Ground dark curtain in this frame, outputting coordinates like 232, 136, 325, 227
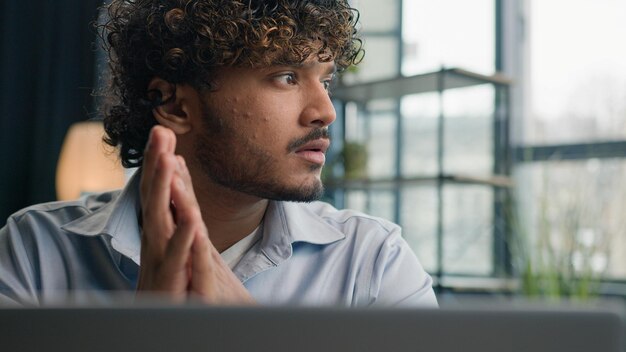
0, 1, 102, 223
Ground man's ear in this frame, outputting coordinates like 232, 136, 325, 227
147, 77, 192, 135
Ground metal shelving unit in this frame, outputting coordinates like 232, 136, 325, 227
328, 67, 513, 290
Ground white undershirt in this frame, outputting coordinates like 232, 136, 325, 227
219, 224, 263, 269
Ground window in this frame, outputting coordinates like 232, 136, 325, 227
329, 0, 503, 283
332, 0, 626, 292
514, 0, 626, 283
526, 0, 626, 144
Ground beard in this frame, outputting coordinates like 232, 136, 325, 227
193, 99, 327, 202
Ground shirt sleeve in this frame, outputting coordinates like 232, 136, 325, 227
368, 227, 438, 307
0, 215, 40, 306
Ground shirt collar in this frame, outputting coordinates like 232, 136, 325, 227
61, 170, 142, 264
60, 169, 345, 267
259, 200, 345, 265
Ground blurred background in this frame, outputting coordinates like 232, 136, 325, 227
1, 0, 624, 301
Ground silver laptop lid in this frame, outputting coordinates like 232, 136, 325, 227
0, 305, 622, 352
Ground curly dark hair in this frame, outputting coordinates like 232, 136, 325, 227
98, 0, 362, 168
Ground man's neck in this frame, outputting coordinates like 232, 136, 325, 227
192, 179, 269, 253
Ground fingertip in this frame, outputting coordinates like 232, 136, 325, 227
152, 124, 167, 134
146, 125, 166, 153
163, 127, 177, 152
149, 125, 176, 147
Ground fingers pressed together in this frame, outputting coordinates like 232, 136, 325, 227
137, 125, 255, 305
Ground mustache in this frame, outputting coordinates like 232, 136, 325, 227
287, 128, 330, 152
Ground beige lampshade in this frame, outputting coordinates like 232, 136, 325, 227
56, 121, 125, 200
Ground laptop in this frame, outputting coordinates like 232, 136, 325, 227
0, 304, 622, 352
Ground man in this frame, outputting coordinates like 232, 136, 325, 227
0, 0, 437, 307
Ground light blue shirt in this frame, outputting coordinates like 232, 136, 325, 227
0, 173, 437, 307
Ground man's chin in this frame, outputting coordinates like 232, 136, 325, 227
255, 181, 325, 203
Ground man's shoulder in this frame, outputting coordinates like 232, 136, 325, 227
5, 190, 120, 228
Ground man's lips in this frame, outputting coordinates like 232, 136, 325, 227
294, 138, 330, 165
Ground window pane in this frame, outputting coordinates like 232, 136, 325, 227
345, 189, 367, 212
513, 159, 626, 280
339, 103, 397, 180
356, 0, 400, 32
443, 85, 495, 175
401, 92, 439, 177
527, 0, 626, 143
343, 36, 399, 83
344, 189, 396, 222
401, 185, 438, 272
443, 185, 493, 275
363, 112, 398, 179
402, 0, 495, 75
368, 190, 396, 222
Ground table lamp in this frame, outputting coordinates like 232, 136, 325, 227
55, 120, 126, 200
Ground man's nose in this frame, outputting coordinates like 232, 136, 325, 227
299, 83, 337, 128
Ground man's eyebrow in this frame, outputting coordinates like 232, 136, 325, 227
322, 63, 337, 75
290, 62, 337, 75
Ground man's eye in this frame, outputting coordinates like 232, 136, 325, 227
322, 77, 335, 94
276, 73, 297, 85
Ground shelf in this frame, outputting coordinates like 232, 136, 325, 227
514, 140, 626, 162
433, 275, 520, 293
333, 67, 512, 103
329, 66, 514, 280
324, 173, 514, 190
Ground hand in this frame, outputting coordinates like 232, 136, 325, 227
136, 125, 255, 305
